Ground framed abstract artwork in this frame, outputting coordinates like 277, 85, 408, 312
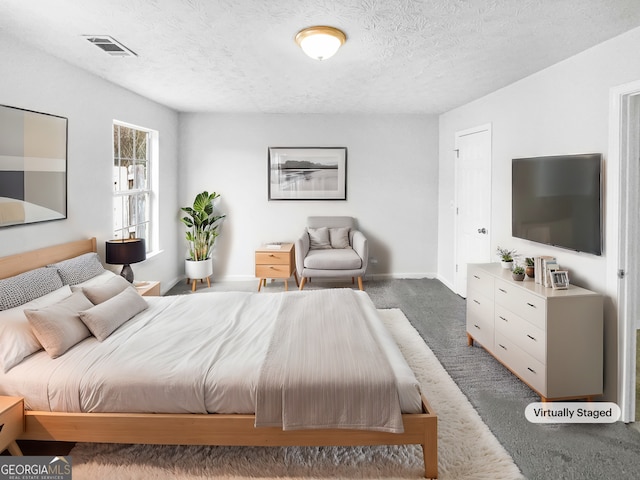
268, 147, 347, 200
0, 105, 67, 227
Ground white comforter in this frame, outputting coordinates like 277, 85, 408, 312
0, 290, 422, 416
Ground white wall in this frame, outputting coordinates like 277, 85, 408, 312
437, 26, 640, 402
0, 33, 181, 292
179, 113, 439, 281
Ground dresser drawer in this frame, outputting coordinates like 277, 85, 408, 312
495, 332, 546, 395
467, 265, 494, 299
0, 398, 24, 452
255, 264, 292, 279
467, 291, 494, 351
495, 304, 546, 364
256, 251, 290, 265
494, 279, 546, 330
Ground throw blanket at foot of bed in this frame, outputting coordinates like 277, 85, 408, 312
255, 289, 404, 433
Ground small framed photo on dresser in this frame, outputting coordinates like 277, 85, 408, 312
550, 271, 569, 290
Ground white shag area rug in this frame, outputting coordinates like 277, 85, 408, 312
69, 309, 523, 479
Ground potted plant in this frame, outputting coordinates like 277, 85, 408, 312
512, 265, 525, 281
181, 191, 225, 284
496, 246, 517, 270
525, 257, 535, 278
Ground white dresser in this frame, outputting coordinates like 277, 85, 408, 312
466, 263, 603, 401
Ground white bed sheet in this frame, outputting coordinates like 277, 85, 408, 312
0, 290, 422, 415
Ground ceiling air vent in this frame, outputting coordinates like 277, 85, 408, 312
83, 35, 137, 57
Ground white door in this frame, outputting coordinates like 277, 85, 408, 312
454, 124, 492, 297
612, 84, 640, 422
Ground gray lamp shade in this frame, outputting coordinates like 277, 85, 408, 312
105, 238, 146, 282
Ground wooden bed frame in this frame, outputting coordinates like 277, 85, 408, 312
1, 238, 438, 479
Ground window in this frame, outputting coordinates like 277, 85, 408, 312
112, 122, 156, 251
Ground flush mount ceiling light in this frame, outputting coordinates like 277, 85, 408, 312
295, 26, 346, 61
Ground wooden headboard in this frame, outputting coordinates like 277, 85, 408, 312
0, 237, 97, 280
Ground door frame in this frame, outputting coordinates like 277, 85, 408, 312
608, 80, 640, 423
453, 123, 492, 297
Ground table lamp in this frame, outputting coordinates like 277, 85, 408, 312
105, 238, 146, 283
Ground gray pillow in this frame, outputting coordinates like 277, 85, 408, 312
79, 287, 148, 341
329, 227, 351, 249
24, 290, 93, 358
307, 227, 331, 250
49, 252, 105, 286
83, 274, 132, 304
0, 267, 64, 311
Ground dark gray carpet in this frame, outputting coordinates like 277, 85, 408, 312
167, 278, 640, 480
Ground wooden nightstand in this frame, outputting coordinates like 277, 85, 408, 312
0, 396, 24, 455
255, 243, 299, 291
134, 281, 161, 296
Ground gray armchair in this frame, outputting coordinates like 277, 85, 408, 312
295, 216, 368, 290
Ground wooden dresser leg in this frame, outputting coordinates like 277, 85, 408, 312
466, 333, 473, 346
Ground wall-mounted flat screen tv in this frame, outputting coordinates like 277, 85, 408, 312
512, 153, 602, 256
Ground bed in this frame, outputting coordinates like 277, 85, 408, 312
0, 238, 438, 478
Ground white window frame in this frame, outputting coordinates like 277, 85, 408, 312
112, 120, 159, 254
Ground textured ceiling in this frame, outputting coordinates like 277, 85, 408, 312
2, 0, 640, 114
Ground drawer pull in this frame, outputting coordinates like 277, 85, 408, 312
499, 316, 507, 322
0, 423, 3, 432
527, 302, 536, 308
473, 324, 481, 330
498, 288, 507, 293
498, 344, 507, 350
527, 367, 537, 374
473, 299, 481, 305
473, 275, 480, 279
526, 334, 536, 341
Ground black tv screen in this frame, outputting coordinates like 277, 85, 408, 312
512, 153, 602, 256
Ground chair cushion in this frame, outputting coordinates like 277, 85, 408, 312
303, 248, 362, 270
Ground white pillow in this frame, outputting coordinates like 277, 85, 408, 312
82, 274, 132, 304
0, 285, 73, 372
25, 290, 93, 358
79, 287, 148, 341
329, 227, 351, 249
71, 270, 117, 290
307, 227, 331, 250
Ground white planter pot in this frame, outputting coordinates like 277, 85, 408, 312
501, 260, 513, 270
185, 258, 213, 280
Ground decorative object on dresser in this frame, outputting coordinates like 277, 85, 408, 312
496, 246, 516, 270
511, 265, 525, 281
295, 216, 368, 291
255, 243, 298, 291
466, 263, 603, 402
181, 191, 225, 291
105, 238, 146, 283
0, 105, 68, 228
524, 257, 535, 278
0, 396, 24, 455
268, 147, 347, 201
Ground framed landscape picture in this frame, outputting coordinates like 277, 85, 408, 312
268, 147, 347, 200
0, 104, 67, 227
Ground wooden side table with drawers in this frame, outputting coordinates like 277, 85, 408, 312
255, 243, 299, 291
0, 396, 24, 455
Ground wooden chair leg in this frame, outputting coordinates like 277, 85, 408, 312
352, 277, 355, 284
299, 277, 307, 290
357, 276, 364, 291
